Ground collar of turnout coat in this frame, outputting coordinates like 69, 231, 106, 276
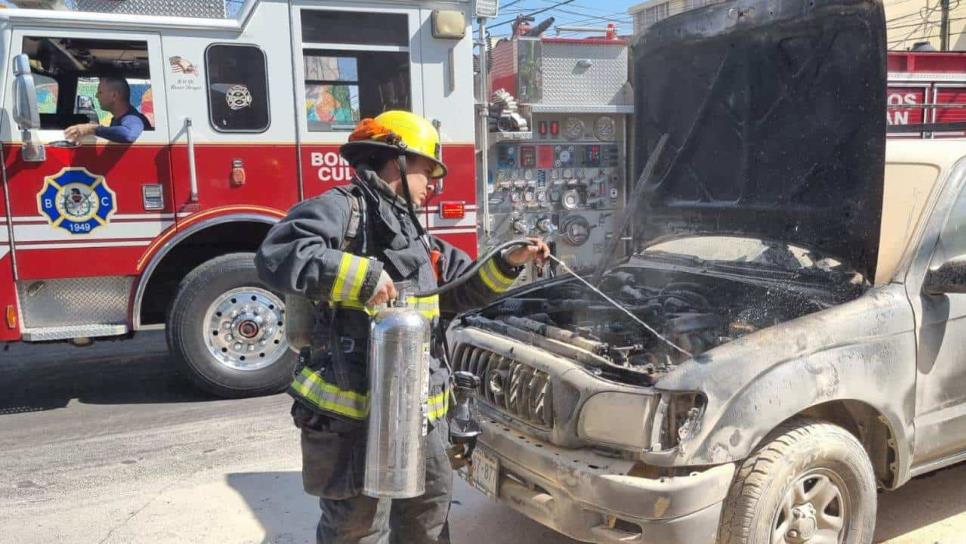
356, 164, 414, 213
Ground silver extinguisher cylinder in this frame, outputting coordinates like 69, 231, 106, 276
364, 303, 432, 498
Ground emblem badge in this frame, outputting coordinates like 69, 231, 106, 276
225, 84, 253, 110
37, 168, 116, 235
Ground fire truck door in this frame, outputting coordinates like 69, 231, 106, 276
290, 3, 424, 199
159, 32, 298, 216
3, 31, 173, 281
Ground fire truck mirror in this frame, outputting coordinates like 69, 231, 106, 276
12, 53, 45, 163
13, 54, 40, 130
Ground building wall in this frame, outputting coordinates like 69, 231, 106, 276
886, 0, 966, 51
629, 0, 719, 34
630, 0, 966, 51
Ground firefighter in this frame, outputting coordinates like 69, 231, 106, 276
255, 110, 549, 544
64, 77, 152, 144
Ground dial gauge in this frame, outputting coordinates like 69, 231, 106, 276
595, 116, 616, 141
563, 117, 584, 140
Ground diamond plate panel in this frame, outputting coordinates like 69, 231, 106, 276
536, 42, 629, 106
75, 0, 227, 18
21, 324, 128, 342
17, 276, 132, 328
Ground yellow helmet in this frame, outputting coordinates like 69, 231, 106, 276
340, 110, 447, 179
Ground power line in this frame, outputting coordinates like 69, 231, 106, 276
489, 0, 580, 29
889, 16, 966, 31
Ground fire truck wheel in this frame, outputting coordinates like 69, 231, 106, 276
167, 253, 296, 398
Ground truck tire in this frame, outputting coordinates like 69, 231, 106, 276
167, 252, 296, 398
718, 418, 877, 544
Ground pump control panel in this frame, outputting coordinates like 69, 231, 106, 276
484, 113, 628, 274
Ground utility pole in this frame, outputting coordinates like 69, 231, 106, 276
941, 0, 951, 51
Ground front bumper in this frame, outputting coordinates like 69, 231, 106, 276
464, 419, 735, 544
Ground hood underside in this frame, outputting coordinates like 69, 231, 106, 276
632, 0, 887, 281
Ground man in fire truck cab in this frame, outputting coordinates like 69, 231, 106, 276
63, 76, 152, 144
255, 110, 549, 543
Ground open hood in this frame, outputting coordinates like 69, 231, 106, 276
632, 0, 887, 281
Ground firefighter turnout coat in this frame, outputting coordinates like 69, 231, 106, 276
256, 168, 521, 429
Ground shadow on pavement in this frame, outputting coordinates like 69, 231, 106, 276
226, 470, 580, 544
874, 461, 966, 543
226, 471, 317, 544
224, 462, 966, 544
0, 331, 213, 414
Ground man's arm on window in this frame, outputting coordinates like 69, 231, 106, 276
94, 115, 145, 143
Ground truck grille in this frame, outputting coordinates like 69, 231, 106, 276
453, 343, 553, 429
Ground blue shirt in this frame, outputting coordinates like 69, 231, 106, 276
94, 107, 151, 143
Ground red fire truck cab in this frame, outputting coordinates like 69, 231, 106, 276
888, 50, 966, 137
0, 0, 479, 397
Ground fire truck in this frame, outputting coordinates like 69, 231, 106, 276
0, 0, 482, 397
887, 50, 966, 137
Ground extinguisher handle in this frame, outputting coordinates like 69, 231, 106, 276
390, 280, 416, 306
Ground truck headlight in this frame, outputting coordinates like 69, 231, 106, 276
577, 392, 659, 450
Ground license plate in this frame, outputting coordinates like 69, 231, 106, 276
471, 448, 500, 499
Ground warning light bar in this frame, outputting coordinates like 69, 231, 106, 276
439, 201, 466, 219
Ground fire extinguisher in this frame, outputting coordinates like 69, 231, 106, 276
362, 239, 536, 498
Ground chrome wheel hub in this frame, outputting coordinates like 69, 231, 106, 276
772, 471, 848, 544
204, 288, 287, 371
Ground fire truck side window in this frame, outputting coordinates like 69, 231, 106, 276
301, 10, 408, 47
21, 37, 153, 131
299, 10, 411, 132
303, 50, 410, 132
205, 44, 270, 133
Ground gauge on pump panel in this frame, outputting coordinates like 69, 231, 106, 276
563, 117, 585, 140
561, 189, 581, 210
524, 169, 534, 181
561, 215, 592, 246
558, 148, 573, 165
595, 116, 617, 141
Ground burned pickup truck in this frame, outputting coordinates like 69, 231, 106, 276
450, 0, 966, 543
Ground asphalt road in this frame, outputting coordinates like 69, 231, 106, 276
0, 334, 964, 544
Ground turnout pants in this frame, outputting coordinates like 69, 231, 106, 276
300, 416, 452, 544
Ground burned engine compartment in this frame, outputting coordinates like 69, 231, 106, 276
461, 264, 863, 385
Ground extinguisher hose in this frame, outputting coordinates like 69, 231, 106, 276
413, 239, 537, 298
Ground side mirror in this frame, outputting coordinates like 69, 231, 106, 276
924, 258, 966, 295
11, 54, 45, 162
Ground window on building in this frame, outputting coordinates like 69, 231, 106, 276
21, 37, 154, 130
300, 10, 412, 132
205, 44, 270, 133
644, 3, 670, 26
634, 11, 648, 33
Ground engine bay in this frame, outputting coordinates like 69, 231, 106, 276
463, 264, 863, 384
